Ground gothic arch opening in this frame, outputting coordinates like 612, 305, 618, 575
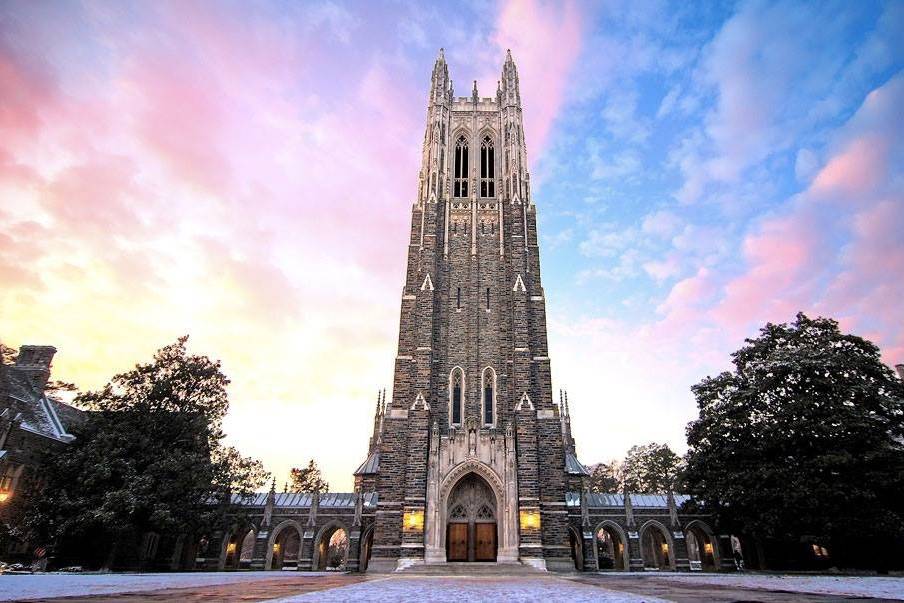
481, 367, 496, 427
686, 521, 719, 571
445, 472, 497, 562
640, 521, 675, 571
359, 525, 375, 572
480, 134, 495, 197
449, 367, 464, 426
454, 135, 469, 198
595, 522, 628, 571
568, 526, 584, 571
314, 522, 349, 571
222, 527, 255, 570
268, 522, 302, 570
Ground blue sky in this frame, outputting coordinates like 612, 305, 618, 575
1, 0, 902, 488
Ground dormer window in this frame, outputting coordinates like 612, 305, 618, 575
480, 135, 495, 198
454, 136, 469, 198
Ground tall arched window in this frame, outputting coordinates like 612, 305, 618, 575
482, 367, 496, 426
480, 135, 495, 197
454, 136, 469, 198
450, 368, 464, 425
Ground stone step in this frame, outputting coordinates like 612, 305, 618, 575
396, 561, 547, 576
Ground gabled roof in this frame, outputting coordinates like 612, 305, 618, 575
354, 451, 380, 475
231, 491, 378, 508
566, 492, 692, 508
1, 365, 81, 443
565, 452, 590, 476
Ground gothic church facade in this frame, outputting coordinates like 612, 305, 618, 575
355, 48, 580, 571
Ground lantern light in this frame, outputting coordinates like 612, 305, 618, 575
403, 510, 424, 532
519, 509, 540, 530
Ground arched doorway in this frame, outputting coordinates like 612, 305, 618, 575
640, 522, 675, 570
595, 522, 627, 571
314, 523, 349, 571
269, 523, 301, 570
445, 472, 497, 562
686, 521, 718, 571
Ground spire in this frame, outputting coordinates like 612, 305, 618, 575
500, 49, 521, 106
471, 79, 479, 102
429, 48, 450, 105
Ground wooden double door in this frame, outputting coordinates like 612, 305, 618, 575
447, 521, 497, 562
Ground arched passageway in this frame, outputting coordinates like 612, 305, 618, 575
686, 522, 718, 571
270, 523, 301, 570
640, 522, 674, 570
568, 526, 584, 571
445, 472, 497, 562
223, 528, 255, 570
596, 523, 627, 571
359, 526, 374, 572
315, 523, 349, 570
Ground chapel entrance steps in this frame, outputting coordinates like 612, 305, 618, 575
396, 561, 547, 576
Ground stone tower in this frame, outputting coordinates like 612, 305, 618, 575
361, 50, 585, 572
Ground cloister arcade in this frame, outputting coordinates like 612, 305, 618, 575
144, 489, 730, 574
568, 492, 735, 572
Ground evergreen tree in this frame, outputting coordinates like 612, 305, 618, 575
621, 442, 683, 493
289, 459, 329, 493
684, 313, 904, 568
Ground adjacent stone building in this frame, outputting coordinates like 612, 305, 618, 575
0, 345, 84, 559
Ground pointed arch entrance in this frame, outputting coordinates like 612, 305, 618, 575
445, 472, 497, 561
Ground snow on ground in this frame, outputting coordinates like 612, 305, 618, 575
274, 576, 668, 603
0, 571, 331, 601
654, 573, 904, 600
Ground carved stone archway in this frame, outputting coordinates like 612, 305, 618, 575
425, 456, 518, 563
594, 520, 629, 571
639, 520, 676, 571
445, 472, 497, 561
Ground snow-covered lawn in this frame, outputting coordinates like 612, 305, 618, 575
0, 571, 331, 601
653, 573, 904, 600
274, 576, 668, 602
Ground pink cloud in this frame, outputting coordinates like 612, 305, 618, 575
811, 135, 888, 198
493, 0, 583, 157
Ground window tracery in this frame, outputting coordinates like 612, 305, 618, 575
480, 135, 495, 197
482, 367, 496, 426
450, 368, 464, 425
454, 136, 469, 198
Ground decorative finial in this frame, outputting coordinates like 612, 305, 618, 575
472, 79, 478, 100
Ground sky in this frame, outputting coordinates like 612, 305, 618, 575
1, 0, 902, 491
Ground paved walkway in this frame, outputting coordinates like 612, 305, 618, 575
1, 571, 902, 602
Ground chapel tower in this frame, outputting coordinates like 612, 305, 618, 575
357, 50, 585, 572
